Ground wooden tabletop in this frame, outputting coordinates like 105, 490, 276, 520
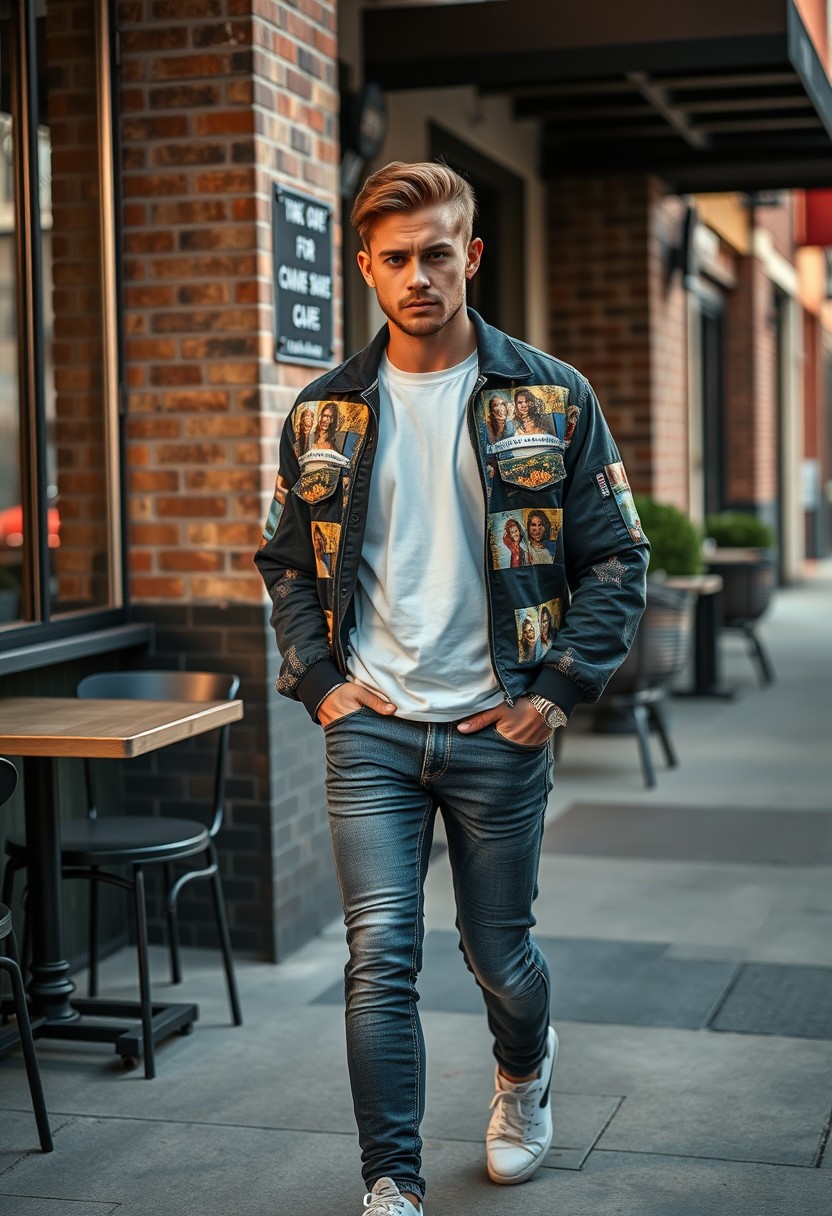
0, 696, 244, 759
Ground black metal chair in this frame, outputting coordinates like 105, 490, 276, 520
707, 553, 776, 686
0, 758, 53, 1151
3, 670, 243, 1079
556, 582, 695, 788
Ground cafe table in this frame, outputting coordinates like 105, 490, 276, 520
0, 694, 243, 1069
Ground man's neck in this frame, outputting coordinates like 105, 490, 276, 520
385, 309, 477, 374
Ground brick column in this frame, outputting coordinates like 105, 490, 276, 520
118, 0, 341, 959
547, 173, 689, 507
724, 255, 778, 511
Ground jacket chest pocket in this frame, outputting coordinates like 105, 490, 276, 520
291, 463, 341, 506
495, 448, 565, 492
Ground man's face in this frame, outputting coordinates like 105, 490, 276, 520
523, 619, 535, 644
357, 204, 482, 339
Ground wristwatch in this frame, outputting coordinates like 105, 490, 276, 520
526, 693, 568, 731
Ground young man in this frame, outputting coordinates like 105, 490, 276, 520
255, 162, 648, 1215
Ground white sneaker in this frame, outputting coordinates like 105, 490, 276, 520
486, 1026, 558, 1185
362, 1178, 423, 1216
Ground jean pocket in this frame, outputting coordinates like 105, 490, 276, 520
322, 706, 370, 732
487, 723, 550, 752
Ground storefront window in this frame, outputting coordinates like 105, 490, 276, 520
0, 18, 23, 625
0, 0, 120, 634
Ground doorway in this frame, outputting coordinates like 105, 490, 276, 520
429, 125, 526, 338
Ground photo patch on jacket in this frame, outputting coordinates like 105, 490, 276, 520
292, 399, 368, 466
602, 462, 644, 543
514, 598, 561, 664
488, 508, 562, 569
479, 385, 571, 455
259, 473, 285, 547
311, 520, 340, 579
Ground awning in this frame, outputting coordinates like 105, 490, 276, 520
363, 0, 832, 192
800, 189, 832, 244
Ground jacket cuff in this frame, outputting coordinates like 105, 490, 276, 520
296, 658, 346, 721
527, 667, 583, 718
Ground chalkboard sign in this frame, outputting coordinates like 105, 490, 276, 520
272, 185, 334, 367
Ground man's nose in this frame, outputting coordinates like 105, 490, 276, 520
406, 260, 430, 289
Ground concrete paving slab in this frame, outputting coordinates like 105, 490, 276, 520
555, 1022, 832, 1167
0, 1002, 358, 1134
316, 929, 739, 1030
543, 803, 832, 865
710, 964, 832, 1039
0, 1200, 117, 1216
0, 1116, 361, 1216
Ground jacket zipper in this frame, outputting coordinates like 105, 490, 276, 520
332, 381, 378, 673
466, 374, 514, 708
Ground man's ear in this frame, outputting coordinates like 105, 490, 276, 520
357, 249, 375, 288
465, 237, 484, 280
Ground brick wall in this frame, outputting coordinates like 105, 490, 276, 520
724, 255, 779, 509
548, 173, 689, 506
118, 0, 342, 959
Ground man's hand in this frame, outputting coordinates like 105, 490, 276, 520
317, 682, 397, 728
457, 697, 553, 746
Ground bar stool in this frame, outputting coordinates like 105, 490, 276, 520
0, 757, 53, 1152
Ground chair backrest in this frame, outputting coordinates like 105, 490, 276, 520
76, 670, 240, 834
607, 583, 695, 695
0, 757, 18, 809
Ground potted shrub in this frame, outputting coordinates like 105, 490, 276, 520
703, 512, 776, 685
634, 496, 703, 577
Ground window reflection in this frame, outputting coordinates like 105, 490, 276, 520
42, 0, 112, 615
0, 22, 22, 626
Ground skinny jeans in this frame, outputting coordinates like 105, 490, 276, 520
324, 708, 553, 1202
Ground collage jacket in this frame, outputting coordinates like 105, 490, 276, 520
254, 310, 649, 721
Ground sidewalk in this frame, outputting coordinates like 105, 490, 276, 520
1, 565, 831, 1216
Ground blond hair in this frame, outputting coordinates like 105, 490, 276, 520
350, 161, 477, 248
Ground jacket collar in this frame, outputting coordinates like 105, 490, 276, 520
312, 309, 532, 396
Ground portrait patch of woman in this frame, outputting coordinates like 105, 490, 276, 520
295, 406, 316, 456
538, 604, 555, 655
564, 403, 580, 445
526, 510, 557, 564
513, 388, 557, 438
518, 612, 541, 663
313, 401, 340, 451
502, 517, 530, 568
486, 394, 515, 447
313, 523, 333, 578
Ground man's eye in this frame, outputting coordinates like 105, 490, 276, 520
386, 256, 404, 265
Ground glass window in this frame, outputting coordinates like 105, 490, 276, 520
0, 18, 23, 626
0, 0, 120, 635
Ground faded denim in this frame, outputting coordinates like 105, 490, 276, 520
324, 707, 553, 1202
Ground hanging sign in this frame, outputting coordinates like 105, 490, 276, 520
273, 185, 334, 367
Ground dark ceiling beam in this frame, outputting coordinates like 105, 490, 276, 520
696, 115, 822, 133
513, 100, 656, 121
681, 95, 812, 113
650, 69, 796, 90
626, 71, 709, 149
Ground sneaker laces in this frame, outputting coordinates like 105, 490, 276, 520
363, 1192, 407, 1215
489, 1085, 539, 1140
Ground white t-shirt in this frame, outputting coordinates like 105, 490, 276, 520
346, 349, 504, 721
